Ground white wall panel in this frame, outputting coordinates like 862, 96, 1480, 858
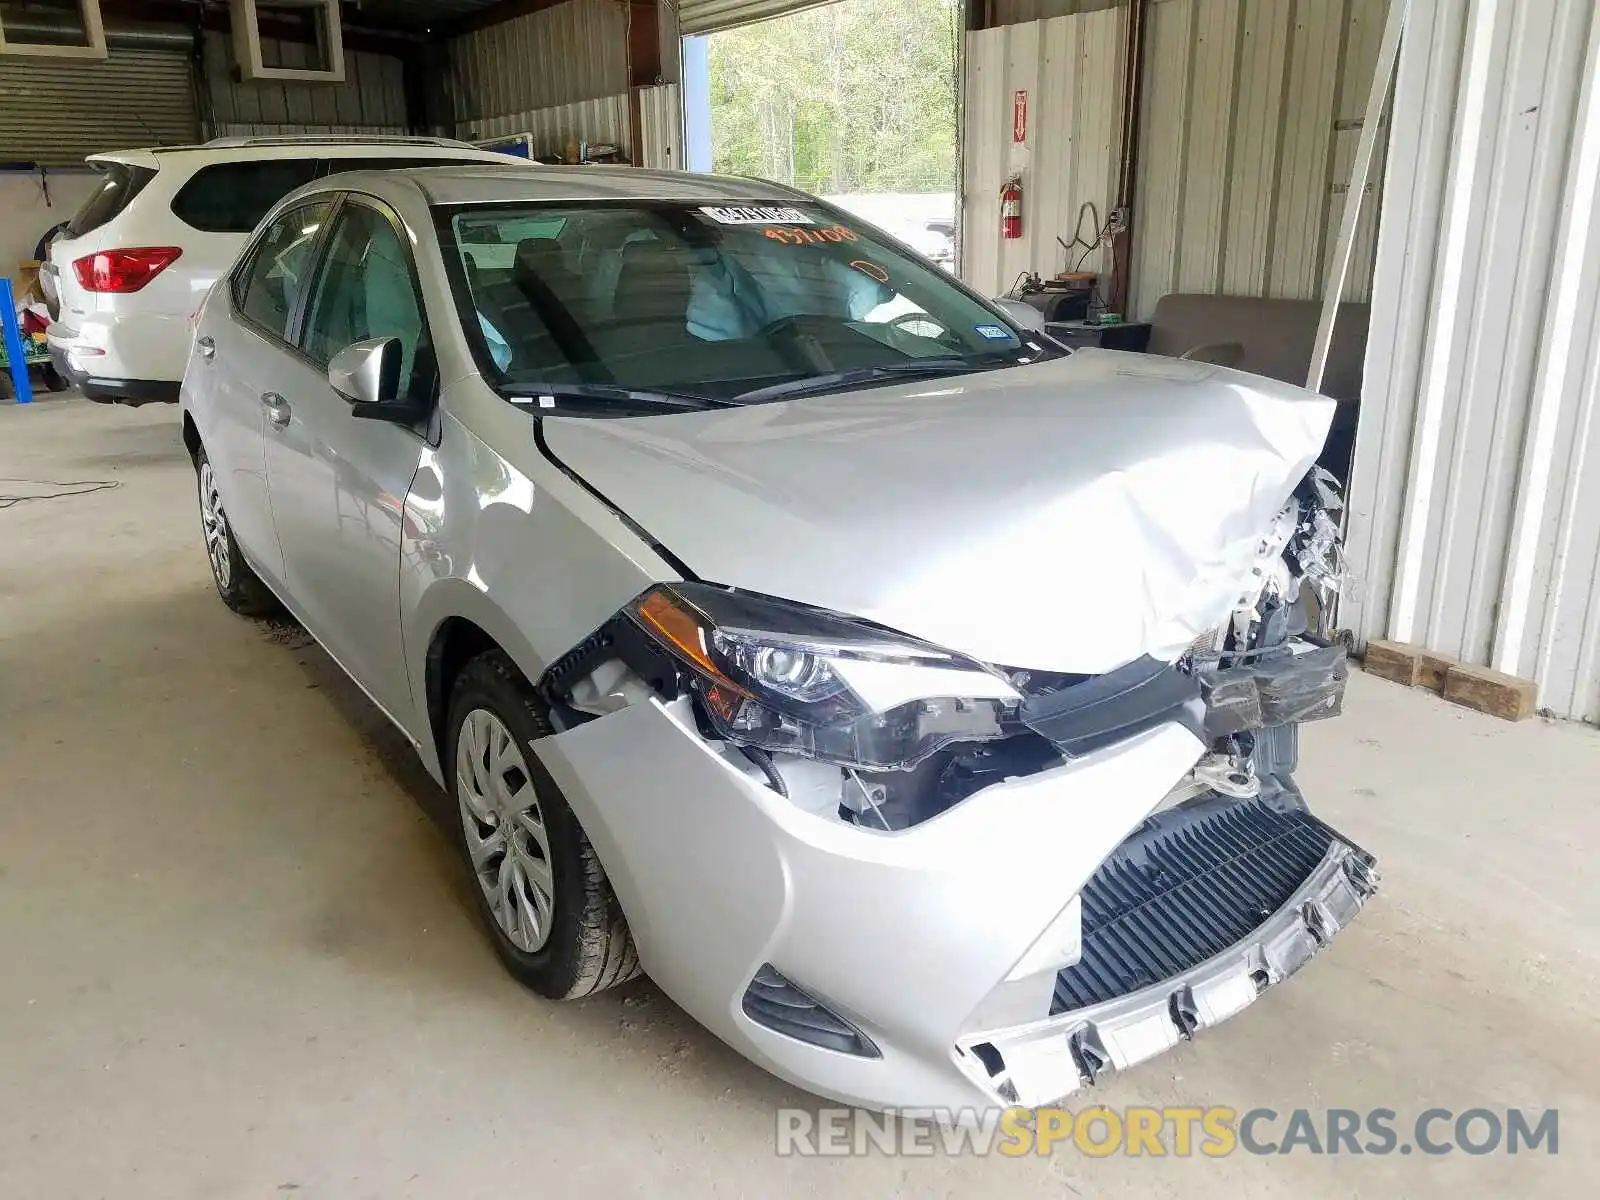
0, 169, 98, 281
960, 6, 1125, 299
1130, 0, 1390, 317
1345, 0, 1600, 722
637, 82, 683, 168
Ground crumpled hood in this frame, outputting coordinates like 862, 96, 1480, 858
543, 350, 1335, 674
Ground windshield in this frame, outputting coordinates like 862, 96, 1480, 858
438, 201, 1042, 405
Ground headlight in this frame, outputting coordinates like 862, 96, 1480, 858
624, 583, 1020, 770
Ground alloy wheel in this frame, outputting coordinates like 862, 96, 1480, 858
456, 708, 556, 953
198, 460, 231, 589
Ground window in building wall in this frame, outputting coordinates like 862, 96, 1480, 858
0, 0, 106, 57
230, 0, 343, 82
256, 0, 335, 73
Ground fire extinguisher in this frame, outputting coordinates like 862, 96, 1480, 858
1001, 175, 1023, 240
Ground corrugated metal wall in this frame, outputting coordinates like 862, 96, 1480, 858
637, 82, 684, 168
988, 0, 1122, 24
204, 30, 410, 135
961, 6, 1126, 298
678, 0, 835, 36
463, 94, 632, 153
1130, 0, 1390, 317
0, 48, 198, 165
1345, 0, 1600, 722
961, 0, 1389, 309
660, 0, 683, 80
447, 0, 628, 135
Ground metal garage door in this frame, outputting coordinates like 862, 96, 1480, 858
678, 0, 840, 36
0, 49, 199, 167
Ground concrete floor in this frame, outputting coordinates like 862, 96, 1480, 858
2, 393, 1597, 1199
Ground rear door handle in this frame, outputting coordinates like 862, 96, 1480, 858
196, 335, 215, 360
262, 391, 291, 430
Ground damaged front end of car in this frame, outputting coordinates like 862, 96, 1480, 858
531, 466, 1376, 1110
955, 472, 1378, 1105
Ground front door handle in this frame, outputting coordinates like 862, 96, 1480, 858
262, 391, 291, 430
196, 335, 215, 360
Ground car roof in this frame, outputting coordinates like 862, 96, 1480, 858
85, 139, 509, 171
346, 164, 805, 207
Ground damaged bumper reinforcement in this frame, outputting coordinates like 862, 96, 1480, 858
956, 799, 1378, 1108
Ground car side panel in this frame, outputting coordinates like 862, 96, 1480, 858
185, 287, 285, 586
261, 349, 425, 733
397, 385, 686, 783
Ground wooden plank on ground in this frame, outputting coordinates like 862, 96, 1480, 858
1417, 651, 1453, 694
1442, 663, 1538, 722
1362, 639, 1420, 685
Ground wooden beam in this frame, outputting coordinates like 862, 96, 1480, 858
97, 0, 423, 53
1417, 650, 1453, 694
1361, 639, 1420, 686
626, 0, 661, 88
1360, 638, 1539, 721
1442, 663, 1538, 722
624, 0, 662, 163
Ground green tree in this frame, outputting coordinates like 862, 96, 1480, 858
708, 0, 959, 194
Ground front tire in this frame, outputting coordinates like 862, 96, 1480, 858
195, 448, 277, 616
446, 650, 639, 999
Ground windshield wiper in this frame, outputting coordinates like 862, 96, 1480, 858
502, 382, 730, 411
732, 357, 1014, 403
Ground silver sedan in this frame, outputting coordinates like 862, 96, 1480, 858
180, 165, 1373, 1110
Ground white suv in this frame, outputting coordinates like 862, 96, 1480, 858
45, 136, 518, 405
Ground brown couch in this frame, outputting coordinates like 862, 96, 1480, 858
1144, 293, 1369, 477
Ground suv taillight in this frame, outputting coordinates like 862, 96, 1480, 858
72, 247, 182, 293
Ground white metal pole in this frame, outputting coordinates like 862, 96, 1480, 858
1307, 0, 1410, 394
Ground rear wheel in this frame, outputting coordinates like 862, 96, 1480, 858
446, 650, 639, 998
196, 449, 277, 616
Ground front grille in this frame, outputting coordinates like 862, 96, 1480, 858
742, 965, 880, 1058
1052, 799, 1336, 1013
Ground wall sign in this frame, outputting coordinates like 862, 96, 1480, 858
1013, 89, 1028, 144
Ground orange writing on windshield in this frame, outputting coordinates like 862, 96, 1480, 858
849, 260, 890, 284
763, 224, 859, 246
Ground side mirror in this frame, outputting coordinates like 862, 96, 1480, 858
990, 297, 1046, 334
328, 336, 402, 406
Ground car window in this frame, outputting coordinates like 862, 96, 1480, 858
171, 160, 321, 233
440, 201, 1032, 403
300, 201, 430, 400
457, 214, 567, 270
67, 162, 156, 237
234, 200, 333, 341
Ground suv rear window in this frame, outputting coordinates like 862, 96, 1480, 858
67, 163, 156, 237
170, 160, 322, 234
171, 155, 483, 234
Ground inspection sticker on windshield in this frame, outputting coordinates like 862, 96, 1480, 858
701, 204, 814, 225
975, 324, 1014, 340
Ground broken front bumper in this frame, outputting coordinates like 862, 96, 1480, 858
532, 689, 1376, 1111
956, 796, 1377, 1107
